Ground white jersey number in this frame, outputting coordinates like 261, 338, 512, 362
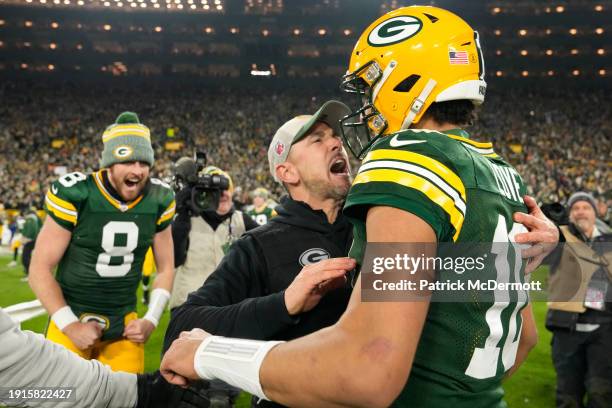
465, 214, 528, 379
58, 172, 87, 188
96, 221, 139, 277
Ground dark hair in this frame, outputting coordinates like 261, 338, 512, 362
422, 100, 477, 127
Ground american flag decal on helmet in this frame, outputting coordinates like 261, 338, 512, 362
449, 50, 469, 65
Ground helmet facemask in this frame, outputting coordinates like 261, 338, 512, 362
340, 60, 388, 160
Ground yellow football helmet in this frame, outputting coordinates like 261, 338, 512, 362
340, 5, 486, 159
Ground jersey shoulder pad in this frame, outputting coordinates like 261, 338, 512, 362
347, 130, 468, 242
149, 178, 175, 231
45, 172, 90, 229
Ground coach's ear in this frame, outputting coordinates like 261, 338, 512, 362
275, 162, 299, 186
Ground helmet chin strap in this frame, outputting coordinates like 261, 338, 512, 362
400, 78, 437, 130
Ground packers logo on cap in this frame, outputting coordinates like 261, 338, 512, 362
113, 145, 133, 159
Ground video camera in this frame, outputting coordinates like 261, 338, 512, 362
172, 151, 230, 214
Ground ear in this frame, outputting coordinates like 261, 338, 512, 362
275, 162, 299, 185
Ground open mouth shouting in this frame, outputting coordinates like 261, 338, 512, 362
329, 156, 350, 178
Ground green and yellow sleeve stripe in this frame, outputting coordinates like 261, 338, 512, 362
45, 190, 78, 225
157, 200, 176, 226
353, 149, 466, 241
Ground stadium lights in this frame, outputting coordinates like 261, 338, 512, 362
103, 24, 112, 31
230, 27, 238, 34
571, 49, 578, 55
293, 28, 301, 35
491, 7, 501, 14
572, 69, 580, 76
204, 26, 213, 34
595, 5, 603, 12
597, 49, 605, 55
48, 64, 55, 70
494, 29, 501, 36
599, 69, 606, 76
154, 26, 162, 32
40, 0, 47, 4
556, 6, 564, 13
495, 70, 503, 77
495, 50, 502, 56
251, 70, 271, 77
595, 28, 604, 35
0, 20, 5, 26
76, 44, 83, 50
318, 28, 327, 36
545, 49, 553, 56
520, 50, 528, 56
21, 63, 28, 69
25, 21, 33, 27
569, 28, 577, 35
51, 22, 59, 28
519, 29, 527, 36
49, 43, 57, 50
545, 29, 552, 35
547, 70, 555, 76
262, 29, 270, 36
343, 29, 352, 36
521, 70, 529, 77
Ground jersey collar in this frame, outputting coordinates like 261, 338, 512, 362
442, 128, 498, 158
93, 169, 144, 212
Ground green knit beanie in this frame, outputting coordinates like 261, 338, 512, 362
100, 112, 155, 168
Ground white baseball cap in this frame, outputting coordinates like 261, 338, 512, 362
268, 100, 350, 182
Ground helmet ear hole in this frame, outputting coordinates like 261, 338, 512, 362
393, 74, 421, 93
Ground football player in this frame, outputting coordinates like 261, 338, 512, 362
29, 112, 175, 374
246, 187, 277, 225
161, 6, 560, 407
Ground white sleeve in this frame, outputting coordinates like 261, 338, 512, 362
0, 309, 137, 408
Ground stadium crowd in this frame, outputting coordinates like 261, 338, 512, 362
0, 80, 609, 215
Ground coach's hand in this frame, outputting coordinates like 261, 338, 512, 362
124, 318, 156, 343
514, 195, 560, 274
161, 329, 210, 387
63, 321, 102, 350
284, 257, 355, 315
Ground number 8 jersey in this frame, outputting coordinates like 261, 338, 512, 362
44, 169, 175, 340
344, 128, 529, 408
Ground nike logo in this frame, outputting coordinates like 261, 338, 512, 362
389, 135, 427, 148
51, 185, 58, 195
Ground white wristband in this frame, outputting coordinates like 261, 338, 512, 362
194, 336, 284, 401
143, 288, 170, 327
52, 306, 79, 332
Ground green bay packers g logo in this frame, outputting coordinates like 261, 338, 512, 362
113, 145, 133, 159
367, 16, 423, 47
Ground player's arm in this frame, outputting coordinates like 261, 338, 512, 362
28, 216, 102, 349
162, 206, 435, 408
124, 226, 174, 343
28, 216, 72, 316
504, 303, 538, 379
0, 309, 137, 408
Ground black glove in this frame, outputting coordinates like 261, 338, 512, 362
137, 370, 211, 408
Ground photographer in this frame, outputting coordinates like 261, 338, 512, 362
170, 163, 258, 311
544, 192, 612, 408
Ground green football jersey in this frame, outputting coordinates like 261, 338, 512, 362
247, 206, 277, 226
344, 129, 529, 408
44, 169, 175, 340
